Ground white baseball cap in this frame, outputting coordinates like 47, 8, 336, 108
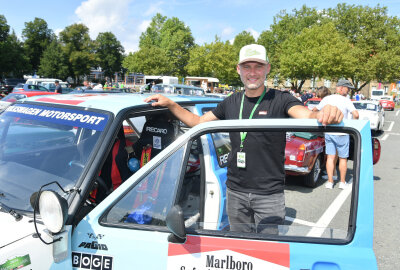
238, 44, 269, 65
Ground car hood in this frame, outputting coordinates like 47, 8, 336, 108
0, 211, 37, 248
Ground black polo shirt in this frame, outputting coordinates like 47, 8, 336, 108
212, 89, 302, 195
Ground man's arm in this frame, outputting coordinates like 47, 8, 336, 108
352, 110, 359, 119
144, 94, 218, 127
288, 104, 344, 125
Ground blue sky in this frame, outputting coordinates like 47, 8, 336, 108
2, 0, 400, 53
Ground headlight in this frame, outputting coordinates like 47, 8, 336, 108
39, 191, 68, 233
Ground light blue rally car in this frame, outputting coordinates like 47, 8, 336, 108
0, 93, 378, 269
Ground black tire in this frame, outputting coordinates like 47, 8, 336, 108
303, 155, 322, 188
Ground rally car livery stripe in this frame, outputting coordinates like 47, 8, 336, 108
168, 235, 290, 268
35, 97, 86, 105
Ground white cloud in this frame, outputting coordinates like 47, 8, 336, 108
138, 20, 151, 33
75, 0, 153, 53
221, 26, 234, 37
144, 1, 164, 16
246, 28, 260, 40
75, 0, 131, 38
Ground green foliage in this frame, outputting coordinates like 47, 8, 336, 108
95, 32, 125, 79
123, 46, 170, 75
186, 38, 238, 85
327, 3, 400, 91
0, 15, 10, 42
278, 23, 356, 91
38, 40, 69, 80
22, 17, 54, 73
0, 30, 30, 78
59, 24, 96, 83
233, 31, 256, 50
127, 13, 194, 77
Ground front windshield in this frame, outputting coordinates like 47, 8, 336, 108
353, 102, 377, 111
0, 103, 109, 212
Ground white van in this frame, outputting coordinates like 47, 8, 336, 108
370, 89, 384, 100
25, 78, 67, 91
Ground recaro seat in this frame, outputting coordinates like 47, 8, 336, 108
133, 114, 176, 167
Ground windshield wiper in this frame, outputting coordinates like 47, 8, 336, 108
0, 200, 22, 221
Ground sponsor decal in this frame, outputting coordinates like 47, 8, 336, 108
0, 254, 31, 270
168, 235, 290, 270
87, 233, 105, 240
4, 104, 108, 131
146, 126, 168, 134
153, 136, 162, 149
72, 252, 113, 270
79, 241, 108, 251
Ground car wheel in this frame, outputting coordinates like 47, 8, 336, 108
303, 155, 322, 188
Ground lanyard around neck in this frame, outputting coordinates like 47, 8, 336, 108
239, 88, 267, 150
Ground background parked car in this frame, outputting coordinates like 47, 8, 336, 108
304, 97, 321, 110
379, 96, 395, 110
0, 78, 26, 94
12, 84, 49, 92
0, 91, 59, 111
353, 101, 385, 132
285, 132, 325, 187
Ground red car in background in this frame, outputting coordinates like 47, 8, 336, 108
304, 97, 321, 110
379, 96, 395, 110
285, 131, 381, 188
285, 132, 325, 187
0, 91, 59, 111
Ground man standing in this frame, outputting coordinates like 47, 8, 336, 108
144, 44, 343, 233
316, 79, 359, 189
54, 80, 62, 94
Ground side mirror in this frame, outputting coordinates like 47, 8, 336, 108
166, 205, 186, 243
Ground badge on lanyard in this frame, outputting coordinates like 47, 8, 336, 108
237, 151, 246, 168
237, 88, 267, 169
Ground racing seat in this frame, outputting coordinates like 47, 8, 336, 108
133, 114, 176, 167
94, 127, 133, 203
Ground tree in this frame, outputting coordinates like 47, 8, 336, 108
328, 4, 400, 93
22, 18, 54, 73
258, 5, 323, 74
130, 13, 194, 77
0, 15, 10, 42
233, 31, 256, 49
38, 39, 69, 80
95, 32, 125, 80
0, 15, 30, 78
278, 23, 356, 92
186, 38, 238, 85
59, 24, 96, 83
123, 46, 170, 75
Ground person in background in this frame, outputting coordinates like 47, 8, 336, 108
54, 80, 62, 94
315, 80, 359, 189
144, 44, 343, 233
83, 80, 92, 90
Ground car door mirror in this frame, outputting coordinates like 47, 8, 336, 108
166, 205, 186, 243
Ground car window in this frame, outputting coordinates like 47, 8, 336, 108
101, 126, 357, 243
102, 146, 185, 226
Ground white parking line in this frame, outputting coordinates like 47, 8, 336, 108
385, 121, 394, 132
285, 216, 317, 227
307, 186, 353, 237
381, 134, 389, 141
396, 110, 399, 116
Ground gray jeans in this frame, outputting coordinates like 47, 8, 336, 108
226, 188, 285, 234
